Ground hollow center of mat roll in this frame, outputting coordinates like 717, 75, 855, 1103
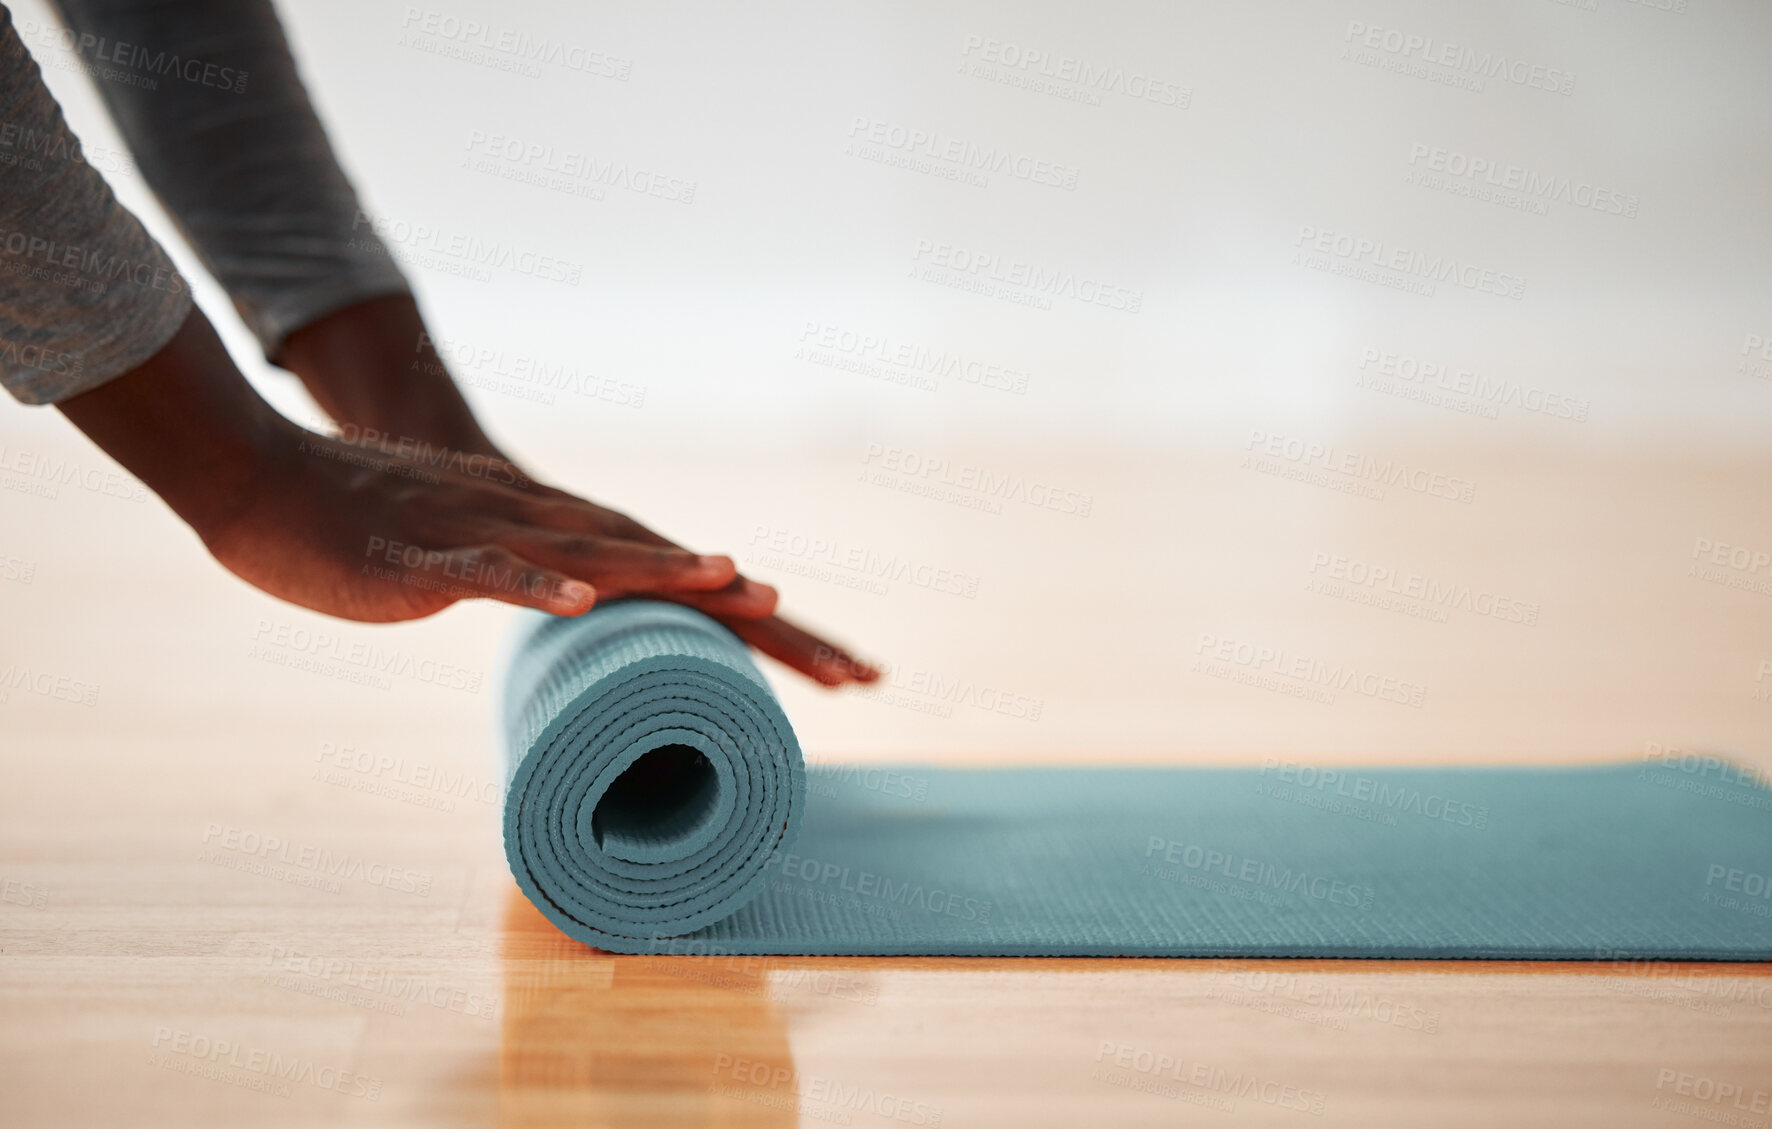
591, 744, 722, 860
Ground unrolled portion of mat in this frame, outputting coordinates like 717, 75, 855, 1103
502, 602, 1772, 959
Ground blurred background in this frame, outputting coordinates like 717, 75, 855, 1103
3, 0, 1769, 769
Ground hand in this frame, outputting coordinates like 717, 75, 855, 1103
60, 305, 881, 688
279, 295, 881, 688
311, 425, 882, 686
196, 421, 775, 623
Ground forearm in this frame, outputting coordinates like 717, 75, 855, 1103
42, 0, 410, 359
56, 305, 284, 538
33, 3, 499, 456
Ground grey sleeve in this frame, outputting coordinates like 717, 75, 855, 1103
42, 0, 410, 358
0, 4, 192, 405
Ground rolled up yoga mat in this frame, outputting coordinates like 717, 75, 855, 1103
502, 601, 1772, 959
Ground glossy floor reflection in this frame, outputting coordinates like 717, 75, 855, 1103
501, 894, 798, 1128
497, 893, 1772, 1129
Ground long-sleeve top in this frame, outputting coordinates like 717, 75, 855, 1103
0, 0, 409, 404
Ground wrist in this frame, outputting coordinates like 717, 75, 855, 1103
58, 307, 292, 540
277, 293, 500, 458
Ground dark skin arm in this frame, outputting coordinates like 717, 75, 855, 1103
277, 293, 498, 459
59, 303, 880, 687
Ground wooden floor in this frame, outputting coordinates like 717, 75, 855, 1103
4, 428, 1771, 1127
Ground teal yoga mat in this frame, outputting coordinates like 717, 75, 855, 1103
501, 600, 1772, 959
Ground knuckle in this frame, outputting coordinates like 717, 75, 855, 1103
474, 545, 519, 570
556, 535, 601, 559
601, 512, 648, 540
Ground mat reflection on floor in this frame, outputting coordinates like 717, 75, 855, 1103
500, 891, 798, 1128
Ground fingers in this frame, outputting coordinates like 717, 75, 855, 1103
429, 545, 598, 615
495, 530, 770, 606
460, 481, 864, 684
487, 493, 785, 619
666, 575, 782, 618
714, 614, 881, 688
495, 492, 676, 545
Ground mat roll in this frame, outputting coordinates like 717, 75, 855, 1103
501, 600, 804, 952
503, 601, 1772, 959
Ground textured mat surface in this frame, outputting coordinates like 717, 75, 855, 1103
502, 602, 1772, 959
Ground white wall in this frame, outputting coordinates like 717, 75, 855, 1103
17, 0, 1772, 454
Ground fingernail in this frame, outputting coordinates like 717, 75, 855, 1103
818, 652, 874, 681
556, 580, 595, 605
695, 554, 735, 571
